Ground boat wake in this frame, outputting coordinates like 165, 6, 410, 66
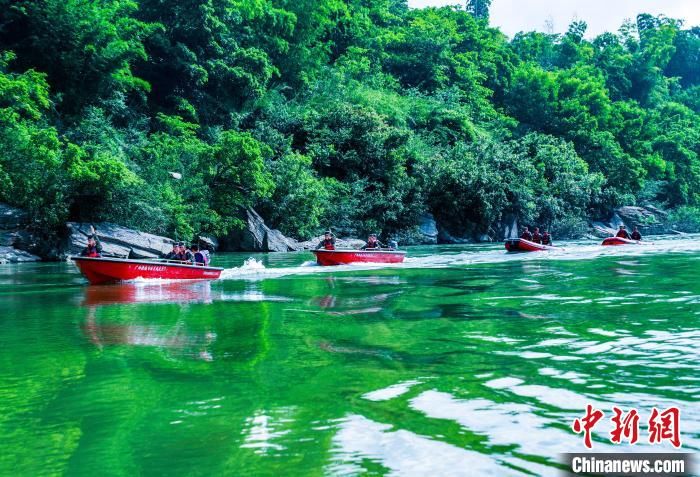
217, 235, 700, 281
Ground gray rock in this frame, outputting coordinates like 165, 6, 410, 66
0, 246, 40, 263
0, 203, 28, 229
196, 235, 219, 251
221, 208, 300, 252
67, 223, 174, 259
264, 228, 292, 252
418, 213, 438, 244
477, 234, 492, 243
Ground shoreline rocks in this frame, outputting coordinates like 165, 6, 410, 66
66, 223, 175, 259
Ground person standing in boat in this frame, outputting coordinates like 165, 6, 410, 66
80, 226, 103, 257
631, 227, 642, 241
317, 231, 336, 250
541, 230, 552, 246
521, 227, 533, 241
361, 233, 386, 250
532, 227, 542, 244
616, 225, 631, 239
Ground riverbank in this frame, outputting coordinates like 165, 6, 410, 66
0, 202, 694, 263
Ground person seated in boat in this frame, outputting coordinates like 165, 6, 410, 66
164, 242, 179, 260
520, 227, 533, 241
532, 227, 542, 244
541, 230, 552, 246
316, 231, 336, 250
80, 226, 103, 257
631, 226, 642, 241
615, 225, 631, 239
361, 234, 385, 250
191, 244, 210, 266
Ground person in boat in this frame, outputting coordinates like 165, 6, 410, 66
181, 243, 195, 262
316, 231, 336, 250
532, 227, 542, 244
80, 226, 103, 257
361, 233, 386, 250
164, 242, 179, 260
631, 226, 642, 241
615, 225, 631, 239
521, 227, 533, 241
541, 230, 552, 246
191, 244, 210, 266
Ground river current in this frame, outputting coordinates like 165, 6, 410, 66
1, 236, 699, 475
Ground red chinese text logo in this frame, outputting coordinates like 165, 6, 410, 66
572, 405, 681, 449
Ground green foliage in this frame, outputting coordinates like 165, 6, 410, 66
668, 206, 700, 232
0, 2, 697, 242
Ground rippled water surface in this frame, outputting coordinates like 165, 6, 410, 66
1, 237, 699, 476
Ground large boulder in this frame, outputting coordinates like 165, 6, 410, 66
67, 223, 174, 259
220, 208, 300, 252
590, 206, 672, 237
0, 246, 40, 263
418, 213, 438, 244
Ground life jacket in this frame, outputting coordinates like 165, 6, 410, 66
542, 234, 551, 245
616, 230, 630, 239
323, 239, 335, 250
631, 232, 642, 240
532, 232, 542, 244
521, 231, 532, 241
87, 246, 100, 258
365, 240, 380, 249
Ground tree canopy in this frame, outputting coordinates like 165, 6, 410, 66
0, 1, 698, 240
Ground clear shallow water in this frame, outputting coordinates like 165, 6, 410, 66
1, 236, 699, 476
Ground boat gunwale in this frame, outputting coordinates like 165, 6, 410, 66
311, 249, 407, 255
70, 256, 224, 271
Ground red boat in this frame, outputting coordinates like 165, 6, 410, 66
601, 237, 641, 246
505, 238, 556, 252
312, 249, 406, 266
72, 256, 223, 285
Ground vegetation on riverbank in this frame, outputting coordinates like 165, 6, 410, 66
0, 1, 698, 241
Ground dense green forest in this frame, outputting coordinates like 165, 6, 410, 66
0, 0, 698, 241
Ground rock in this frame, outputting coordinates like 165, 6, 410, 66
616, 206, 657, 227
418, 213, 438, 244
196, 235, 219, 252
590, 206, 673, 238
220, 208, 300, 252
264, 228, 293, 252
0, 246, 40, 263
501, 215, 519, 240
298, 235, 366, 250
477, 234, 492, 243
437, 228, 472, 244
0, 203, 28, 229
67, 223, 174, 259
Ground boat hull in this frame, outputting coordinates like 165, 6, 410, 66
312, 249, 406, 266
72, 257, 223, 285
505, 238, 555, 252
602, 237, 640, 246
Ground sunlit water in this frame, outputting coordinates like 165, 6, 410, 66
1, 236, 699, 476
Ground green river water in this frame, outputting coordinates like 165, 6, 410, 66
1, 238, 699, 476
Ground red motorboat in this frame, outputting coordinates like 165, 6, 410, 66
505, 238, 556, 252
601, 237, 641, 246
72, 256, 223, 285
312, 249, 406, 266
